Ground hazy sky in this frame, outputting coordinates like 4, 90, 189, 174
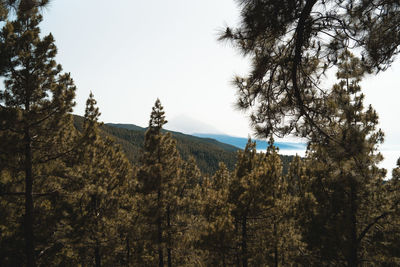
40, 0, 251, 135
39, 1, 400, 170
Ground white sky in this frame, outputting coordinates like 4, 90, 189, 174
39, 0, 400, 171
40, 0, 251, 136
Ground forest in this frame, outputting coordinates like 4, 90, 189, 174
0, 0, 400, 266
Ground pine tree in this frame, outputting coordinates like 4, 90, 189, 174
370, 159, 400, 265
137, 99, 181, 267
0, 0, 50, 24
0, 0, 51, 75
228, 138, 258, 267
252, 139, 304, 266
286, 155, 308, 197
221, 0, 400, 138
0, 8, 76, 266
65, 93, 132, 266
284, 155, 313, 265
172, 156, 205, 265
199, 163, 234, 266
302, 51, 391, 266
228, 138, 299, 266
220, 138, 305, 266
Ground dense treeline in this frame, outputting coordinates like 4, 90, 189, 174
0, 2, 400, 267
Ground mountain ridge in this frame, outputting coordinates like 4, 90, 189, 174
73, 117, 295, 174
74, 117, 238, 174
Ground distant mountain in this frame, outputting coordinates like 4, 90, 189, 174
74, 116, 238, 174
73, 116, 295, 175
166, 114, 224, 134
193, 133, 306, 151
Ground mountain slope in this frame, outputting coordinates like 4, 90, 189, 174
107, 123, 145, 132
74, 116, 295, 175
74, 116, 238, 174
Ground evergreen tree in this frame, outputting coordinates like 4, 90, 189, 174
228, 138, 260, 267
251, 140, 304, 266
227, 138, 300, 266
137, 99, 181, 267
285, 155, 314, 265
65, 93, 132, 266
0, 8, 76, 266
199, 163, 235, 266
0, 0, 50, 25
286, 155, 308, 197
173, 156, 205, 265
369, 159, 400, 266
221, 0, 400, 138
0, 0, 51, 77
302, 51, 391, 266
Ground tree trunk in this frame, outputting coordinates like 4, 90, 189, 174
24, 127, 35, 267
235, 220, 240, 267
157, 190, 164, 267
167, 205, 172, 267
348, 182, 358, 267
126, 235, 130, 266
274, 222, 278, 267
95, 243, 101, 267
242, 216, 248, 267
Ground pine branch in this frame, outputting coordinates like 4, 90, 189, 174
357, 211, 391, 244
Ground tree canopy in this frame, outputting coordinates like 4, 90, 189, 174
221, 0, 400, 138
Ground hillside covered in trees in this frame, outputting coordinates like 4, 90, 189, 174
73, 115, 295, 175
0, 1, 400, 267
74, 115, 238, 174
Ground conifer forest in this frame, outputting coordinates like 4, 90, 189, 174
1, 1, 400, 266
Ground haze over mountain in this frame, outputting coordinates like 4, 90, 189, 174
166, 114, 225, 135
162, 114, 305, 152
194, 133, 306, 151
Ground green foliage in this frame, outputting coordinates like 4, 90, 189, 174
300, 52, 392, 266
137, 99, 182, 266
0, 1, 50, 28
172, 156, 205, 265
223, 1, 400, 264
62, 94, 133, 266
227, 138, 303, 266
221, 0, 400, 138
0, 8, 76, 266
199, 163, 235, 266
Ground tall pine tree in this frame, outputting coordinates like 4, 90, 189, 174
65, 93, 132, 266
199, 162, 234, 266
302, 51, 391, 266
0, 8, 76, 266
137, 99, 181, 267
172, 156, 205, 265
